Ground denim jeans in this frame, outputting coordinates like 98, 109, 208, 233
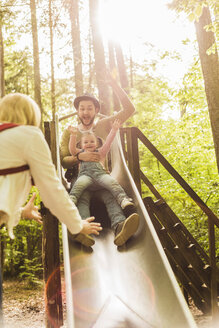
76, 188, 126, 230
69, 162, 127, 230
70, 162, 130, 206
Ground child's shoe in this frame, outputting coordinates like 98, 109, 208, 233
114, 213, 139, 246
120, 198, 134, 209
69, 232, 95, 247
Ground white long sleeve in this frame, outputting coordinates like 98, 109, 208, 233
0, 125, 83, 237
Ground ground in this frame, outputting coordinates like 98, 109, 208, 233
2, 279, 214, 328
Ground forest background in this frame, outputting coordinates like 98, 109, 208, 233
0, 0, 218, 290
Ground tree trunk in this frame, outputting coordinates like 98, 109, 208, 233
30, 0, 43, 125
88, 27, 94, 90
195, 7, 219, 172
89, 0, 110, 115
0, 19, 5, 98
49, 0, 56, 121
115, 42, 129, 94
108, 40, 120, 111
68, 0, 83, 96
129, 49, 133, 89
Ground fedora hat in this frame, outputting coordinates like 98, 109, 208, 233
74, 93, 100, 110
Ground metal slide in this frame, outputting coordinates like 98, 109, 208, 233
56, 119, 197, 328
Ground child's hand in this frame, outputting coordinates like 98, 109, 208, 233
68, 126, 78, 135
112, 119, 122, 131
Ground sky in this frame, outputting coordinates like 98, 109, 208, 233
98, 0, 197, 86
14, 0, 197, 89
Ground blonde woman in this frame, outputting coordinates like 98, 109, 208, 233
0, 93, 102, 241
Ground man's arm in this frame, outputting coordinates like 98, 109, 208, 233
107, 72, 136, 124
98, 119, 121, 159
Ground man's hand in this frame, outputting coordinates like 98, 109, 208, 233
80, 217, 102, 235
21, 193, 42, 224
78, 151, 100, 162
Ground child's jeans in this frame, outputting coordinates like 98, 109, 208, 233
70, 162, 130, 206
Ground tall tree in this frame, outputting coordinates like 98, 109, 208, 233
108, 40, 120, 110
114, 42, 129, 94
30, 0, 43, 123
0, 15, 5, 98
194, 6, 219, 172
49, 0, 56, 120
129, 47, 134, 89
168, 1, 219, 172
68, 0, 83, 96
88, 27, 94, 90
89, 0, 110, 115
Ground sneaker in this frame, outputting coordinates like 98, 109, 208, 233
69, 232, 95, 247
114, 213, 140, 246
120, 198, 134, 209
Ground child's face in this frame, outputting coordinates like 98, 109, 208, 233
81, 134, 97, 152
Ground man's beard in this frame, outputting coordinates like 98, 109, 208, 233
79, 116, 95, 127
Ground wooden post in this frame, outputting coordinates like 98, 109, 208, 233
0, 234, 3, 324
42, 121, 63, 327
208, 219, 219, 321
123, 127, 141, 195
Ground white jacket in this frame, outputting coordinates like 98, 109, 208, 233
0, 125, 83, 238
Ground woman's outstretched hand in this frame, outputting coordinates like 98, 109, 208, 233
21, 193, 42, 224
80, 217, 102, 235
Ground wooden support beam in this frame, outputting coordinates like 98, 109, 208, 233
42, 207, 63, 327
122, 127, 141, 194
143, 197, 212, 313
42, 121, 63, 327
208, 220, 219, 320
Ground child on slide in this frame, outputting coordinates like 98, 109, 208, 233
68, 119, 139, 246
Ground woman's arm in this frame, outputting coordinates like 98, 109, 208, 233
25, 129, 101, 235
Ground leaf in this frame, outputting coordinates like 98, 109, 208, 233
188, 13, 196, 22
194, 5, 203, 19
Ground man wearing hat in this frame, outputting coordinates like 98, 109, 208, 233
60, 73, 138, 247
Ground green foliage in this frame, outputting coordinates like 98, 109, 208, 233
130, 56, 219, 259
4, 45, 34, 94
168, 0, 219, 49
19, 258, 43, 288
2, 189, 43, 280
1, 0, 218, 279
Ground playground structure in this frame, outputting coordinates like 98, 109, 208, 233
41, 116, 219, 328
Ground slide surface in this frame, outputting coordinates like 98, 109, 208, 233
62, 133, 197, 328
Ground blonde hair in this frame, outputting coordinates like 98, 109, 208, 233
0, 93, 41, 126
80, 132, 103, 148
81, 131, 96, 140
